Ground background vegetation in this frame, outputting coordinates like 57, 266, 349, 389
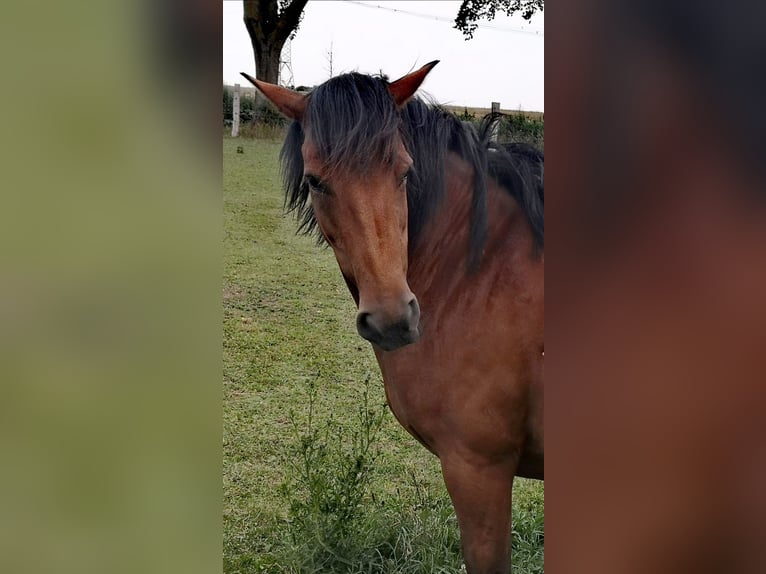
222, 133, 543, 572
223, 86, 544, 149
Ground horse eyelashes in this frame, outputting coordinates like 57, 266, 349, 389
304, 174, 328, 195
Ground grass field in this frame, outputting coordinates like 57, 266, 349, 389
223, 136, 544, 573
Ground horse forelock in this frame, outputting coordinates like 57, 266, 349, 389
305, 73, 401, 178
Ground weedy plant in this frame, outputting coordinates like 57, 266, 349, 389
276, 373, 387, 570
264, 373, 465, 574
280, 373, 386, 548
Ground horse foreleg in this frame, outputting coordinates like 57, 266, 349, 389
441, 455, 515, 574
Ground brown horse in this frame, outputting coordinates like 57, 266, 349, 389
242, 61, 544, 573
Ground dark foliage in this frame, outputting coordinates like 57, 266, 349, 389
455, 0, 544, 39
223, 85, 288, 128
223, 86, 232, 121
453, 109, 544, 149
498, 113, 545, 149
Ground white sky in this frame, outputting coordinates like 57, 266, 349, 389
222, 0, 544, 111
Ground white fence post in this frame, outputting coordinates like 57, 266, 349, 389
232, 84, 240, 137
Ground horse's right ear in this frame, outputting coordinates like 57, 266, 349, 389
240, 73, 306, 121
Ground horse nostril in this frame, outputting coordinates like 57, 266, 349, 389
356, 311, 376, 339
407, 297, 420, 325
357, 299, 420, 348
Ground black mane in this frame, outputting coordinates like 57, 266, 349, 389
280, 72, 544, 268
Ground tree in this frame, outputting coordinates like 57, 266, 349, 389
454, 0, 543, 39
243, 0, 309, 84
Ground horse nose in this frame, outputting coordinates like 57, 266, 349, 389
356, 296, 421, 351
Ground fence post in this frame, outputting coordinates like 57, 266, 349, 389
232, 83, 240, 137
490, 101, 500, 141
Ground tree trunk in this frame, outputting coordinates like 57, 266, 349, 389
243, 0, 308, 85
252, 39, 284, 85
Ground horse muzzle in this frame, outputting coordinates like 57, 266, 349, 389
356, 296, 421, 351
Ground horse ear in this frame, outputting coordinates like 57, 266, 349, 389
240, 72, 306, 121
388, 60, 440, 108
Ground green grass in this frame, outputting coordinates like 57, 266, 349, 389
223, 136, 544, 573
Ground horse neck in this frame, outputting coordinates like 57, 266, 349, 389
407, 152, 477, 300
406, 151, 537, 307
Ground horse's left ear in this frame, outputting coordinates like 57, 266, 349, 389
240, 72, 306, 121
388, 60, 439, 108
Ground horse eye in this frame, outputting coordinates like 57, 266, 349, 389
398, 174, 408, 188
304, 175, 326, 194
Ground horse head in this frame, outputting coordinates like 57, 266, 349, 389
242, 62, 439, 351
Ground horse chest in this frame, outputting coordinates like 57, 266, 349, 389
374, 350, 447, 453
